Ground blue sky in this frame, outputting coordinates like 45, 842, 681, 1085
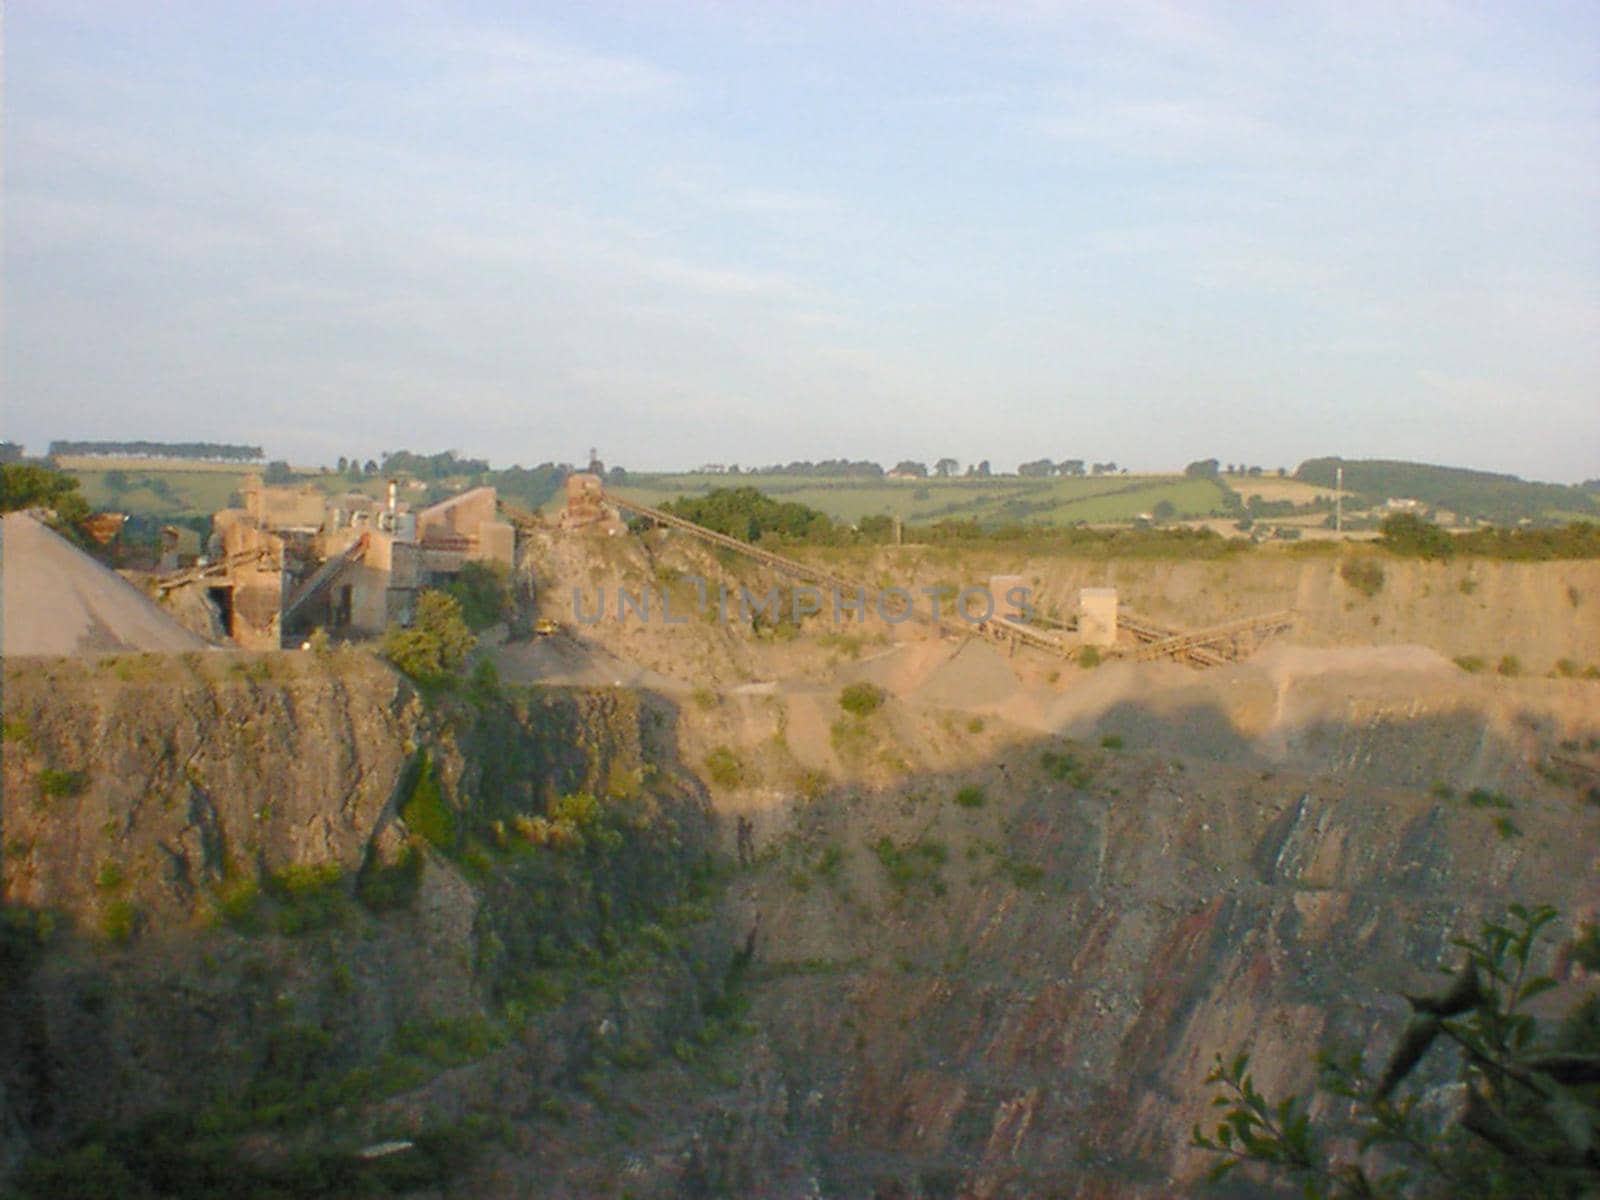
5, 1, 1598, 480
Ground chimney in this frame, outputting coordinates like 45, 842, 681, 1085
388, 479, 398, 515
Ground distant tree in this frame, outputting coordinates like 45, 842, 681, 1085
103, 469, 131, 492
263, 461, 294, 484
0, 442, 23, 464
727, 464, 741, 475
336, 456, 349, 474
1058, 459, 1085, 476
1152, 499, 1177, 522
346, 456, 363, 480
363, 459, 379, 476
46, 440, 262, 462
1186, 458, 1221, 479
893, 460, 928, 477
1248, 465, 1263, 476
968, 460, 992, 478
1017, 458, 1056, 478
1278, 467, 1288, 477
0, 463, 92, 541
934, 457, 960, 478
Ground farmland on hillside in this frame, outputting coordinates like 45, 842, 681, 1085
607, 472, 1233, 528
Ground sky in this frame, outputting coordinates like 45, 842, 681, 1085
4, 1, 1598, 481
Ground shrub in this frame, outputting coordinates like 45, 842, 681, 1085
871, 836, 948, 896
1100, 734, 1124, 750
357, 843, 422, 912
95, 860, 125, 891
966, 716, 985, 734
1041, 748, 1094, 787
1193, 905, 1595, 1195
1496, 654, 1521, 677
1339, 557, 1385, 597
1078, 645, 1101, 669
1554, 657, 1580, 678
838, 682, 886, 717
266, 863, 349, 936
953, 784, 986, 809
443, 561, 512, 631
100, 900, 137, 944
704, 746, 745, 788
691, 685, 718, 709
39, 769, 86, 798
1454, 655, 1486, 673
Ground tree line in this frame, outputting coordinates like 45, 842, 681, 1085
47, 441, 264, 462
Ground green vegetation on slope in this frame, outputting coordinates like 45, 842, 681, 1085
1297, 457, 1600, 525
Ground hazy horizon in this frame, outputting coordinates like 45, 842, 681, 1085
5, 3, 1598, 483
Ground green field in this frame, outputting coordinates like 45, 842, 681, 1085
607, 472, 1232, 528
61, 461, 1233, 530
67, 466, 390, 520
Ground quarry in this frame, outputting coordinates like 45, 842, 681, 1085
2, 478, 1597, 1198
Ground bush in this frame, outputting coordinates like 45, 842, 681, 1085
1496, 654, 1521, 677
1339, 557, 1385, 597
838, 682, 887, 717
1454, 655, 1486, 673
953, 784, 986, 809
38, 768, 87, 798
443, 562, 512, 631
704, 746, 745, 788
99, 900, 137, 945
1041, 748, 1094, 788
1078, 645, 1102, 669
1193, 905, 1597, 1196
871, 836, 948, 896
1100, 734, 1124, 750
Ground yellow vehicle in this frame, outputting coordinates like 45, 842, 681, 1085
534, 617, 560, 637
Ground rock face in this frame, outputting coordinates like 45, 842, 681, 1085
2, 651, 422, 925
1, 641, 1596, 1198
732, 745, 1600, 1196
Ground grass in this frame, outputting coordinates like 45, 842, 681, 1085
1100, 733, 1124, 750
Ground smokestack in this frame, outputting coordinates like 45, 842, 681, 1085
388, 479, 398, 515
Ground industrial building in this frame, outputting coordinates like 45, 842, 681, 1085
170, 474, 516, 649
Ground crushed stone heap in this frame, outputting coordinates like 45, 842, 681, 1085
0, 511, 212, 655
